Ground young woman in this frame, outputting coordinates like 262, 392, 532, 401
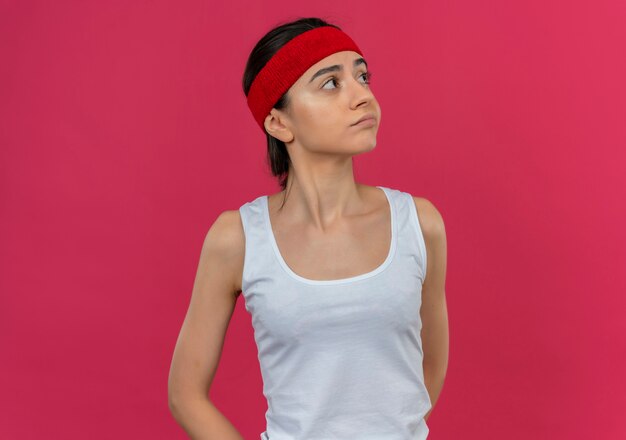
168, 17, 449, 440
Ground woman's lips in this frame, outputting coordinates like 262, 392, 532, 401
351, 117, 376, 127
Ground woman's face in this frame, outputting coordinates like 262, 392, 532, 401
267, 50, 381, 155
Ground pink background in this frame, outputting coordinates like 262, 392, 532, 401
1, 1, 625, 439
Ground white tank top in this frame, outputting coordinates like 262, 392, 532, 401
238, 186, 432, 440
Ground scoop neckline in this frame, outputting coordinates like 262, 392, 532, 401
263, 186, 397, 285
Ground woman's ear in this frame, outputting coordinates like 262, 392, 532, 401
264, 110, 294, 143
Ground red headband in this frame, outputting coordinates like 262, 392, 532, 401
246, 26, 364, 132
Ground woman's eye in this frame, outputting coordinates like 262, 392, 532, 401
321, 77, 340, 90
321, 71, 372, 90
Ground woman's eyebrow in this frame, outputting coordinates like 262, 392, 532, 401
308, 57, 368, 83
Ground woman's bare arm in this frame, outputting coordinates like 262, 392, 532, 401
168, 210, 246, 440
414, 196, 449, 423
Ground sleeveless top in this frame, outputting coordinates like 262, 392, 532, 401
238, 186, 432, 440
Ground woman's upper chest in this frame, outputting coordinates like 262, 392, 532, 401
266, 188, 393, 283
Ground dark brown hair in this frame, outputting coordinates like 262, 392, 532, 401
242, 17, 342, 192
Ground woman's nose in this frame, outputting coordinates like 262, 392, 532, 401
349, 76, 373, 106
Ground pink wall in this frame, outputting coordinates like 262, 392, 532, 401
1, 1, 624, 438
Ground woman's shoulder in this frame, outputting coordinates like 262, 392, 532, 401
201, 209, 246, 295
404, 191, 446, 241
208, 210, 246, 254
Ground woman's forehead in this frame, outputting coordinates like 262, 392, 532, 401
307, 51, 365, 73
